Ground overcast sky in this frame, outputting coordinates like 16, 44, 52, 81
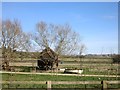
2, 2, 118, 54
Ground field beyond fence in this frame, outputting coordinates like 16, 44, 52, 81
8, 57, 120, 75
1, 73, 120, 89
1, 80, 120, 89
1, 56, 120, 89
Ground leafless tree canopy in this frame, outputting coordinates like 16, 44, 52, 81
1, 20, 85, 56
1, 19, 31, 70
33, 21, 82, 55
1, 19, 31, 52
2, 19, 21, 50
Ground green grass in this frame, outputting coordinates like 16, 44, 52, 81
2, 73, 120, 89
12, 62, 119, 75
52, 84, 103, 88
59, 66, 119, 75
2, 84, 46, 88
13, 66, 33, 72
60, 57, 112, 62
2, 84, 120, 89
82, 68, 119, 75
2, 73, 119, 81
10, 57, 119, 76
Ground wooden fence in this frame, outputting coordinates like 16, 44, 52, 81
1, 80, 120, 89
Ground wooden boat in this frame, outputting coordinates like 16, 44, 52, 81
64, 69, 83, 74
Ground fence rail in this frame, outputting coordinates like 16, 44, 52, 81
1, 80, 120, 89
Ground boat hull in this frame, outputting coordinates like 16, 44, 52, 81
64, 69, 83, 74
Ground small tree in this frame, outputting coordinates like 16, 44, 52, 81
79, 44, 86, 69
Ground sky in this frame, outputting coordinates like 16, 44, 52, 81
2, 2, 118, 54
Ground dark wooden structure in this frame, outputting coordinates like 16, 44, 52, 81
37, 47, 58, 70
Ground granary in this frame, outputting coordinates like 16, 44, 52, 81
37, 47, 58, 70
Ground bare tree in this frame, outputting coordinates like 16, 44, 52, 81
17, 32, 31, 52
17, 32, 32, 60
32, 21, 82, 55
79, 44, 86, 56
1, 19, 22, 70
1, 19, 31, 70
2, 19, 21, 50
79, 44, 86, 69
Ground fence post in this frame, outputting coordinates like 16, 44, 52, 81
102, 80, 107, 89
47, 81, 51, 90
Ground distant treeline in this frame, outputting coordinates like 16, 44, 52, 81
18, 51, 120, 63
1, 48, 120, 63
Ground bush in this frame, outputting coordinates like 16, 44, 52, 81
112, 55, 120, 63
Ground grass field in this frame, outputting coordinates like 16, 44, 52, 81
2, 57, 120, 88
3, 73, 119, 81
8, 56, 120, 76
9, 59, 119, 75
2, 73, 120, 89
9, 65, 119, 75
